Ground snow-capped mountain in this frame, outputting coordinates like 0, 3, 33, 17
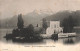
25, 9, 53, 18
32, 9, 53, 15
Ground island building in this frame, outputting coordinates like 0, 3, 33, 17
36, 21, 76, 38
46, 21, 63, 36
41, 21, 63, 38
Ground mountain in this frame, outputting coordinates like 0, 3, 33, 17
1, 10, 80, 28
45, 10, 80, 26
23, 9, 53, 26
0, 9, 53, 28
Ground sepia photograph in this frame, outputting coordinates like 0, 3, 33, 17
0, 0, 80, 51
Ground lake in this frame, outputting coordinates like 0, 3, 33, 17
0, 29, 80, 45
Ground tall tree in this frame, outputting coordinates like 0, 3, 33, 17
62, 15, 75, 33
17, 14, 24, 29
42, 18, 48, 30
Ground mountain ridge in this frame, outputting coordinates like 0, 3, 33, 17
0, 10, 80, 28
0, 10, 53, 28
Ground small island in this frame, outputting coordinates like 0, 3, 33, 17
4, 14, 43, 43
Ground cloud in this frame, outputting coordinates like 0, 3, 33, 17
0, 0, 80, 19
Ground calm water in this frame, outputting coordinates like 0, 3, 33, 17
0, 29, 80, 45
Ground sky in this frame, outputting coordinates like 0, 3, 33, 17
0, 0, 80, 19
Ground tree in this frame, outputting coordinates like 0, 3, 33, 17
36, 24, 38, 27
62, 15, 75, 33
27, 24, 34, 36
42, 18, 48, 30
17, 14, 24, 29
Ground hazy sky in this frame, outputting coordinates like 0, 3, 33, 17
0, 0, 80, 19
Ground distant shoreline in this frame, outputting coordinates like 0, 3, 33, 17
0, 28, 14, 29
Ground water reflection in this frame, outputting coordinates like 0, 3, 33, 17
3, 35, 80, 44
63, 37, 80, 44
63, 37, 75, 44
5, 37, 79, 45
0, 29, 80, 45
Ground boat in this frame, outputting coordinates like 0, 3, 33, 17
58, 33, 68, 38
58, 33, 76, 38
